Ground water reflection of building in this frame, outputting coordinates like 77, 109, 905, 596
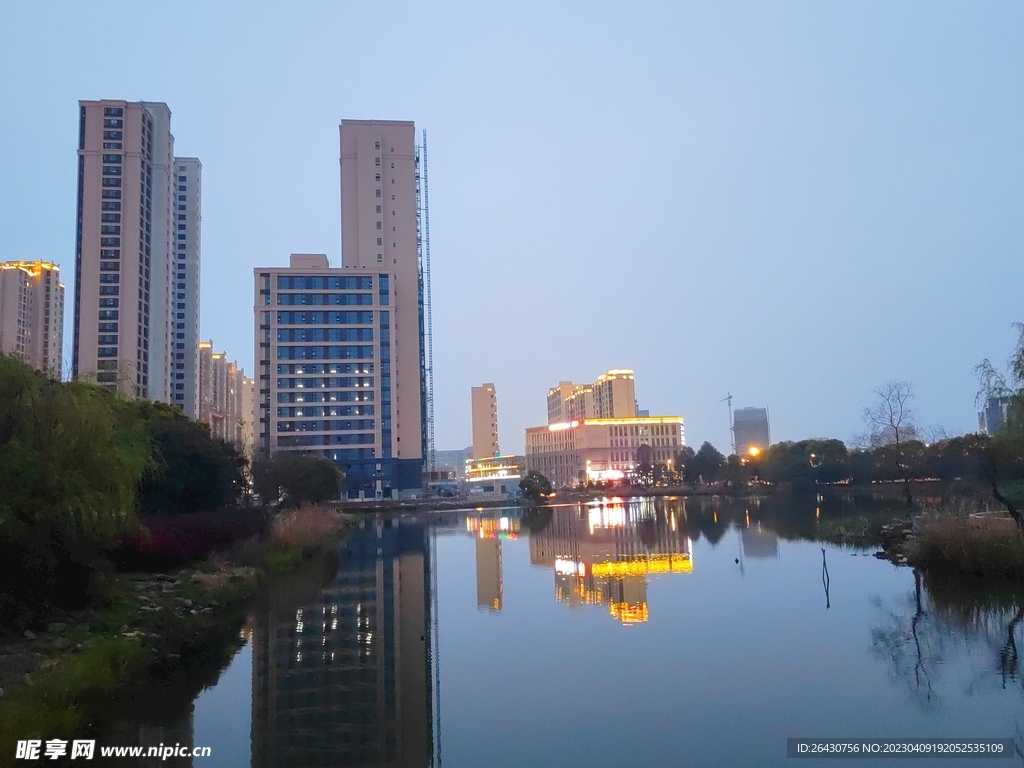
251, 520, 434, 767
529, 500, 692, 624
740, 524, 779, 559
475, 538, 502, 611
137, 709, 194, 768
465, 515, 519, 613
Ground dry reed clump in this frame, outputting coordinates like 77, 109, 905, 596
912, 509, 1024, 578
270, 505, 344, 552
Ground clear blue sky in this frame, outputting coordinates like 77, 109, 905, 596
2, 1, 1022, 453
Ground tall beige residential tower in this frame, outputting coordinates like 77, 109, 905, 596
471, 383, 499, 459
0, 260, 64, 378
73, 100, 201, 413
254, 120, 428, 498
73, 100, 175, 400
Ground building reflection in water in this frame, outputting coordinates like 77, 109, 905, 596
529, 498, 693, 624
251, 519, 435, 767
740, 522, 779, 560
465, 515, 520, 612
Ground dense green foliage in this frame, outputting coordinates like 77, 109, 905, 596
136, 403, 246, 515
0, 356, 249, 630
0, 357, 152, 625
252, 452, 344, 507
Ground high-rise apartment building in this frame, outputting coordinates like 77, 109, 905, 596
471, 383, 499, 459
979, 395, 1014, 436
74, 100, 200, 416
733, 406, 770, 456
339, 120, 425, 489
0, 261, 64, 378
255, 120, 426, 498
170, 158, 202, 418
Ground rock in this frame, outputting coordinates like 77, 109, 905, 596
47, 622, 67, 633
51, 638, 71, 651
166, 653, 180, 660
0, 687, 5, 698
23, 630, 36, 641
119, 625, 129, 633
183, 599, 193, 607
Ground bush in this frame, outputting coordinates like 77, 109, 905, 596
115, 509, 268, 569
270, 505, 344, 554
136, 405, 247, 515
252, 453, 343, 507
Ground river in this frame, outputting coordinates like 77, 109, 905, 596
105, 496, 1024, 766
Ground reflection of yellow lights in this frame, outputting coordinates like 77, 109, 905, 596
590, 555, 693, 577
588, 506, 626, 532
609, 601, 649, 624
748, 446, 761, 457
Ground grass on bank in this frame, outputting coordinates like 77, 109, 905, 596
0, 505, 354, 767
912, 512, 1024, 578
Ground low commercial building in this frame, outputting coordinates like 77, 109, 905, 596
525, 416, 684, 488
464, 454, 524, 499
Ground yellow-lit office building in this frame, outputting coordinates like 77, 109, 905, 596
531, 368, 683, 487
525, 416, 684, 488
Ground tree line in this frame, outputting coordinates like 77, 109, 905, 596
0, 355, 342, 630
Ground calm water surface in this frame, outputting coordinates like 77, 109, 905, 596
110, 497, 1024, 766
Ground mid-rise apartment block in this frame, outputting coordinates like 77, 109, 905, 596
471, 383, 499, 459
74, 100, 200, 417
255, 254, 410, 497
0, 261, 64, 378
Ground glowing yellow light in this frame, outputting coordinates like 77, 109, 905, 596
590, 555, 693, 577
748, 446, 761, 457
609, 601, 649, 624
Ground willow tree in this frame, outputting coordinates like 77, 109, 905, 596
0, 356, 151, 620
975, 324, 1024, 531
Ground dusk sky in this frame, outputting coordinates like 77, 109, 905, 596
2, 1, 1022, 454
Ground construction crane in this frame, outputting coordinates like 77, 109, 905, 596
720, 392, 735, 455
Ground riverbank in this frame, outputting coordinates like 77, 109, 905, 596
876, 509, 1024, 577
0, 507, 356, 767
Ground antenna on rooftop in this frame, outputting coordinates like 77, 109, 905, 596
720, 392, 735, 454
